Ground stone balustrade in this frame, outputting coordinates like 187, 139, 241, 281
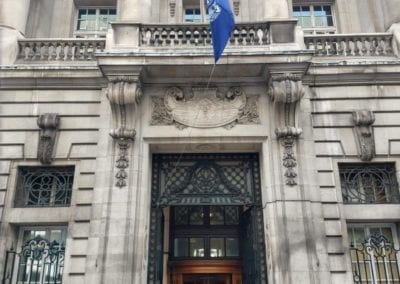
304, 33, 394, 57
18, 39, 106, 61
140, 22, 270, 47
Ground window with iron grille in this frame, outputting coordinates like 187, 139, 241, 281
15, 167, 74, 208
339, 163, 400, 204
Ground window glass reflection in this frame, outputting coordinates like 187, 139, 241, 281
190, 238, 205, 257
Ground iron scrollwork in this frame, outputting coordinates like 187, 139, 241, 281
351, 233, 400, 283
339, 163, 400, 204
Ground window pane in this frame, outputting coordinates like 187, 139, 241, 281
174, 206, 189, 225
189, 238, 204, 257
225, 206, 239, 225
226, 238, 239, 257
174, 238, 188, 257
210, 206, 224, 225
210, 238, 224, 257
189, 207, 204, 225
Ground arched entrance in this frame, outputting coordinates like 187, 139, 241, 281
147, 153, 267, 284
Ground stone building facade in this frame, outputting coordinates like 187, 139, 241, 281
1, 0, 400, 283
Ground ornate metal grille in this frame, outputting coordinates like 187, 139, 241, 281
15, 167, 74, 207
148, 153, 267, 284
339, 163, 400, 204
2, 235, 65, 284
351, 233, 400, 283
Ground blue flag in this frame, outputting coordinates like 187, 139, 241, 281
207, 0, 235, 63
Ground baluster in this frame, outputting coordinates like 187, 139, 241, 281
87, 42, 93, 60
384, 36, 393, 55
375, 37, 383, 55
360, 37, 367, 56
256, 28, 263, 45
29, 42, 36, 60
20, 42, 29, 60
161, 29, 168, 46
177, 29, 184, 46
349, 38, 356, 56
82, 42, 89, 60
247, 28, 255, 46
42, 42, 50, 60
66, 42, 74, 60
366, 37, 373, 56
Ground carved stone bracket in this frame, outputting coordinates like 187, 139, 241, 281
276, 127, 302, 186
268, 73, 304, 186
37, 113, 60, 164
151, 86, 260, 129
106, 75, 142, 188
352, 110, 375, 161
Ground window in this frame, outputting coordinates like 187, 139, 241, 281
339, 163, 400, 204
293, 3, 335, 34
183, 0, 208, 23
3, 227, 67, 283
15, 166, 74, 208
75, 8, 116, 38
348, 224, 400, 283
171, 206, 240, 259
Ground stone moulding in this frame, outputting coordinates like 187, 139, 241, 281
37, 113, 60, 164
150, 86, 260, 129
233, 0, 240, 16
106, 75, 142, 188
169, 0, 176, 17
268, 73, 305, 186
352, 109, 375, 161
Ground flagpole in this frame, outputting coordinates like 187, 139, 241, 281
206, 63, 217, 90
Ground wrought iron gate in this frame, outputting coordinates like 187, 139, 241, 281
2, 235, 65, 284
351, 233, 400, 283
147, 153, 268, 284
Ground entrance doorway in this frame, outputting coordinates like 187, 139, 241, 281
148, 153, 268, 284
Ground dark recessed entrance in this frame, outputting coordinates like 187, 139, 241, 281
148, 153, 267, 284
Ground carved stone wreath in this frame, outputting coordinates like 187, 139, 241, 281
150, 87, 260, 129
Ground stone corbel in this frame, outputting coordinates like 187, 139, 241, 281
352, 110, 375, 161
268, 73, 305, 186
106, 75, 142, 188
37, 113, 60, 164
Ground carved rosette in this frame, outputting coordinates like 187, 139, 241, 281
352, 110, 375, 161
106, 75, 142, 188
268, 73, 305, 186
37, 113, 60, 164
150, 86, 260, 129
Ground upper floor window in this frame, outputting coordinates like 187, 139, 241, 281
75, 8, 116, 38
15, 166, 74, 208
293, 2, 335, 34
183, 0, 208, 23
339, 163, 400, 204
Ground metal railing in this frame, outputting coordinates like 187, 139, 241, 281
18, 38, 105, 61
351, 233, 400, 283
2, 236, 65, 284
304, 33, 394, 57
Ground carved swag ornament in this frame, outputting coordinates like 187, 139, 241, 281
37, 113, 60, 164
151, 86, 260, 129
106, 76, 142, 187
268, 73, 304, 186
352, 110, 375, 161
